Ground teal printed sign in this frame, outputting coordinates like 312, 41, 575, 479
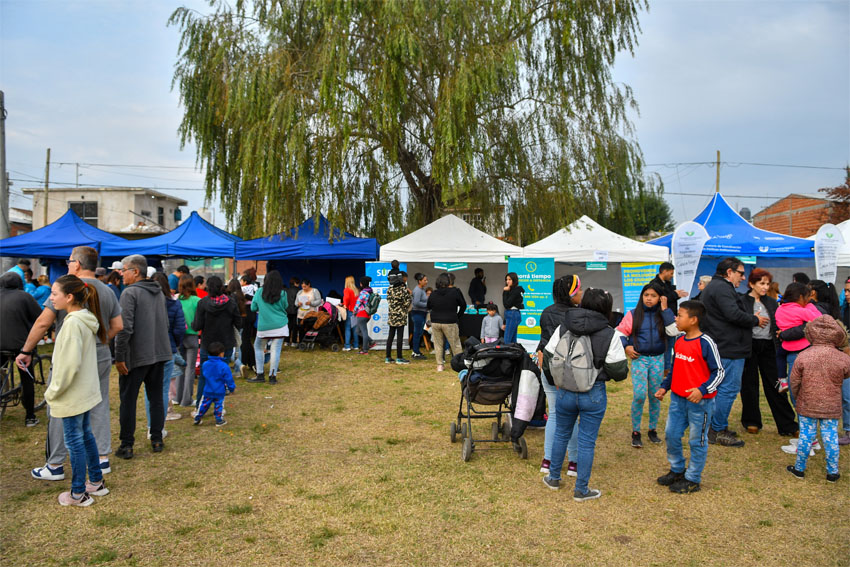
507, 256, 555, 352
434, 262, 468, 272
738, 255, 757, 265
586, 262, 607, 271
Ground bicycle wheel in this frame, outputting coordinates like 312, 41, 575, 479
0, 359, 22, 420
32, 354, 51, 412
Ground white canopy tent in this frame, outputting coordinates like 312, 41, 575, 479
380, 214, 522, 263
379, 214, 523, 307
522, 216, 670, 311
522, 215, 670, 262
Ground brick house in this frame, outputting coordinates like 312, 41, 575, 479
752, 193, 838, 238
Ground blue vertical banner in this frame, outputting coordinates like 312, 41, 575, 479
365, 261, 407, 342
507, 257, 554, 352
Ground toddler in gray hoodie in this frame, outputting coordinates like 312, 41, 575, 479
480, 304, 504, 343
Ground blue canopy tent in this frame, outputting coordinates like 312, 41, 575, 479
100, 211, 241, 258
649, 193, 815, 295
235, 215, 379, 295
0, 209, 130, 281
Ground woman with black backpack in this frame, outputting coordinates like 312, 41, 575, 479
541, 288, 628, 501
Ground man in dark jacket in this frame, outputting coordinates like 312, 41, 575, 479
115, 254, 172, 458
468, 268, 487, 310
0, 272, 42, 426
192, 275, 242, 408
700, 257, 769, 447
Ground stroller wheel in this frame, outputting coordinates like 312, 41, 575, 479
450, 422, 457, 443
461, 437, 473, 462
491, 422, 500, 441
298, 342, 307, 351
330, 344, 341, 352
501, 420, 511, 440
460, 422, 468, 439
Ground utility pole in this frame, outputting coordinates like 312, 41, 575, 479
715, 150, 720, 193
43, 148, 50, 226
0, 91, 8, 243
75, 162, 79, 187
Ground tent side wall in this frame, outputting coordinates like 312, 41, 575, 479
266, 259, 368, 298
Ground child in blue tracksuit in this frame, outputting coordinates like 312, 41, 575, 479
194, 342, 235, 426
617, 282, 678, 448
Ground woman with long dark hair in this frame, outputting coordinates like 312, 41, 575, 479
226, 278, 247, 375
542, 288, 628, 501
502, 272, 524, 344
740, 268, 797, 436
146, 273, 186, 429
247, 270, 288, 384
617, 281, 677, 448
537, 274, 582, 476
176, 276, 200, 407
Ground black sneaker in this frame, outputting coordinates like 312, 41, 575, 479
542, 475, 560, 490
573, 488, 602, 502
715, 429, 745, 447
115, 445, 134, 460
669, 478, 700, 494
647, 429, 662, 444
151, 441, 164, 453
385, 357, 393, 364
786, 465, 805, 479
826, 473, 840, 483
268, 376, 277, 385
707, 428, 718, 444
246, 375, 266, 383
25, 417, 40, 427
657, 470, 685, 486
631, 431, 643, 448
411, 353, 427, 360
395, 358, 411, 365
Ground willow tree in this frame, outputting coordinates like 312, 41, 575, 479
170, 0, 654, 241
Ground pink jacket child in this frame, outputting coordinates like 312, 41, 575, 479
775, 302, 823, 353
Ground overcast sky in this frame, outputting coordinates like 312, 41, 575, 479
1, 0, 848, 231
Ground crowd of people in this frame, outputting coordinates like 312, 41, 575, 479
2, 249, 849, 506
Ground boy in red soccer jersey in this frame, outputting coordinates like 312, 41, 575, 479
654, 301, 725, 494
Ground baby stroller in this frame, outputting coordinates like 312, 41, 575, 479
299, 301, 342, 352
449, 340, 542, 462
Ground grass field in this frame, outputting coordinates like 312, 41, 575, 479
1, 348, 848, 567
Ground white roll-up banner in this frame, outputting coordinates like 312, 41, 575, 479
814, 224, 845, 284
671, 221, 710, 299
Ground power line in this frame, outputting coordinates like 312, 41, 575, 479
51, 161, 200, 170
9, 177, 207, 191
646, 161, 845, 171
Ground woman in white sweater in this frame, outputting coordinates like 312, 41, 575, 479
41, 275, 110, 507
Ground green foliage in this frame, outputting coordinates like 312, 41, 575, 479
170, 0, 651, 240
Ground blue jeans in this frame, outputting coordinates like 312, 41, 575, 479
196, 348, 232, 407
62, 411, 103, 495
504, 309, 520, 344
411, 311, 427, 355
254, 336, 283, 377
549, 381, 608, 493
344, 310, 360, 349
842, 376, 850, 433
710, 357, 744, 432
665, 392, 715, 483
541, 378, 577, 462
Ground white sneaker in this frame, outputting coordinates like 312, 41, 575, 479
781, 444, 814, 457
37, 339, 46, 346
788, 438, 821, 451
99, 460, 111, 474
343, 347, 351, 352
146, 429, 168, 440
31, 464, 65, 480
165, 411, 182, 421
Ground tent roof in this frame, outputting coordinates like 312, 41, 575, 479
379, 214, 522, 263
522, 215, 670, 262
235, 215, 379, 260
649, 193, 814, 258
100, 211, 240, 258
0, 209, 126, 259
